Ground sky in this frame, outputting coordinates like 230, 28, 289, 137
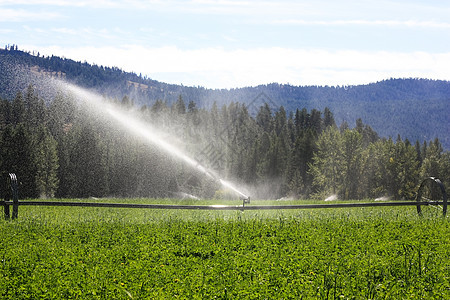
1, 0, 450, 89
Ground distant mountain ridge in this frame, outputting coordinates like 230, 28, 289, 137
1, 47, 449, 148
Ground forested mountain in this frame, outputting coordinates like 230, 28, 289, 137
1, 46, 449, 149
0, 84, 448, 200
0, 46, 449, 200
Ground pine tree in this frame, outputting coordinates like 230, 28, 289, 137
24, 85, 46, 128
34, 126, 59, 198
69, 122, 108, 197
55, 132, 74, 198
0, 98, 11, 129
309, 126, 344, 197
274, 106, 287, 136
363, 141, 383, 198
323, 107, 336, 128
174, 95, 186, 115
309, 109, 322, 134
294, 108, 309, 133
48, 91, 76, 140
10, 124, 38, 198
420, 138, 443, 180
382, 136, 419, 199
0, 126, 14, 175
341, 129, 364, 199
256, 103, 273, 133
256, 131, 271, 179
394, 137, 419, 199
11, 91, 25, 125
415, 140, 422, 165
290, 129, 316, 196
121, 95, 132, 108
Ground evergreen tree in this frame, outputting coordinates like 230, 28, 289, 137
291, 129, 316, 196
256, 131, 272, 179
69, 122, 108, 197
174, 95, 186, 115
48, 91, 76, 139
274, 106, 287, 136
439, 152, 450, 189
420, 138, 444, 180
55, 132, 74, 198
383, 136, 419, 199
309, 126, 344, 197
121, 95, 132, 108
294, 108, 309, 133
341, 129, 364, 199
323, 107, 336, 128
1, 82, 447, 200
245, 139, 260, 185
10, 124, 37, 198
395, 137, 419, 199
309, 109, 322, 134
0, 98, 11, 128
24, 85, 46, 128
34, 126, 59, 198
187, 100, 198, 114
363, 141, 384, 198
151, 99, 165, 114
256, 103, 273, 133
11, 91, 25, 125
415, 140, 422, 164
0, 126, 14, 175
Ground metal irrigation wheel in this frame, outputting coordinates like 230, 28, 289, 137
416, 177, 447, 217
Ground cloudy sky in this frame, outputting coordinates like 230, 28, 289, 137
1, 0, 450, 88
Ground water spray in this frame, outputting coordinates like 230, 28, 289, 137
61, 81, 250, 200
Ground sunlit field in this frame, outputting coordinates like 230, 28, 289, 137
1, 198, 449, 299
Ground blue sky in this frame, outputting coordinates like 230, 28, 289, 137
1, 0, 450, 88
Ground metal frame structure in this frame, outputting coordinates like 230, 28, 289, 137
2, 173, 18, 220
1, 176, 447, 219
416, 177, 447, 217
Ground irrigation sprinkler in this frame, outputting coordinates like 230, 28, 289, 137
240, 196, 251, 211
1, 176, 447, 219
2, 173, 18, 220
416, 177, 447, 217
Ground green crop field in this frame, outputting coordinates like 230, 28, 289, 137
1, 199, 449, 299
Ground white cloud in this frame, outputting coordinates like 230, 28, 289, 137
0, 0, 119, 8
27, 45, 450, 89
272, 19, 450, 29
0, 8, 62, 21
3, 0, 449, 30
0, 28, 14, 33
49, 27, 119, 40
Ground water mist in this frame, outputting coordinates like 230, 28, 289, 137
59, 81, 249, 200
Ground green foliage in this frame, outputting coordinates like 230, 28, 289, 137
310, 127, 433, 200
310, 126, 345, 196
0, 78, 448, 200
4, 124, 38, 198
0, 203, 449, 298
1, 48, 449, 149
33, 126, 59, 198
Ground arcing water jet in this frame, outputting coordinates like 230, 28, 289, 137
60, 81, 249, 200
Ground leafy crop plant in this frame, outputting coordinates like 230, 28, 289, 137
0, 199, 449, 299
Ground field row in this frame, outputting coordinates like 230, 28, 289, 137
1, 200, 449, 299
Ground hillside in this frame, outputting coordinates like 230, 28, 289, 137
1, 47, 449, 148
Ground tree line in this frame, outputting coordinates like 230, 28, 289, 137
2, 47, 449, 150
0, 85, 448, 200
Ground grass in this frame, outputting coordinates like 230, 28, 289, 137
1, 198, 449, 299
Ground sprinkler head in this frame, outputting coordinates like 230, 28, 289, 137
241, 196, 250, 204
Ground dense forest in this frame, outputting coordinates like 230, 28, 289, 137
0, 84, 448, 200
1, 46, 449, 149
